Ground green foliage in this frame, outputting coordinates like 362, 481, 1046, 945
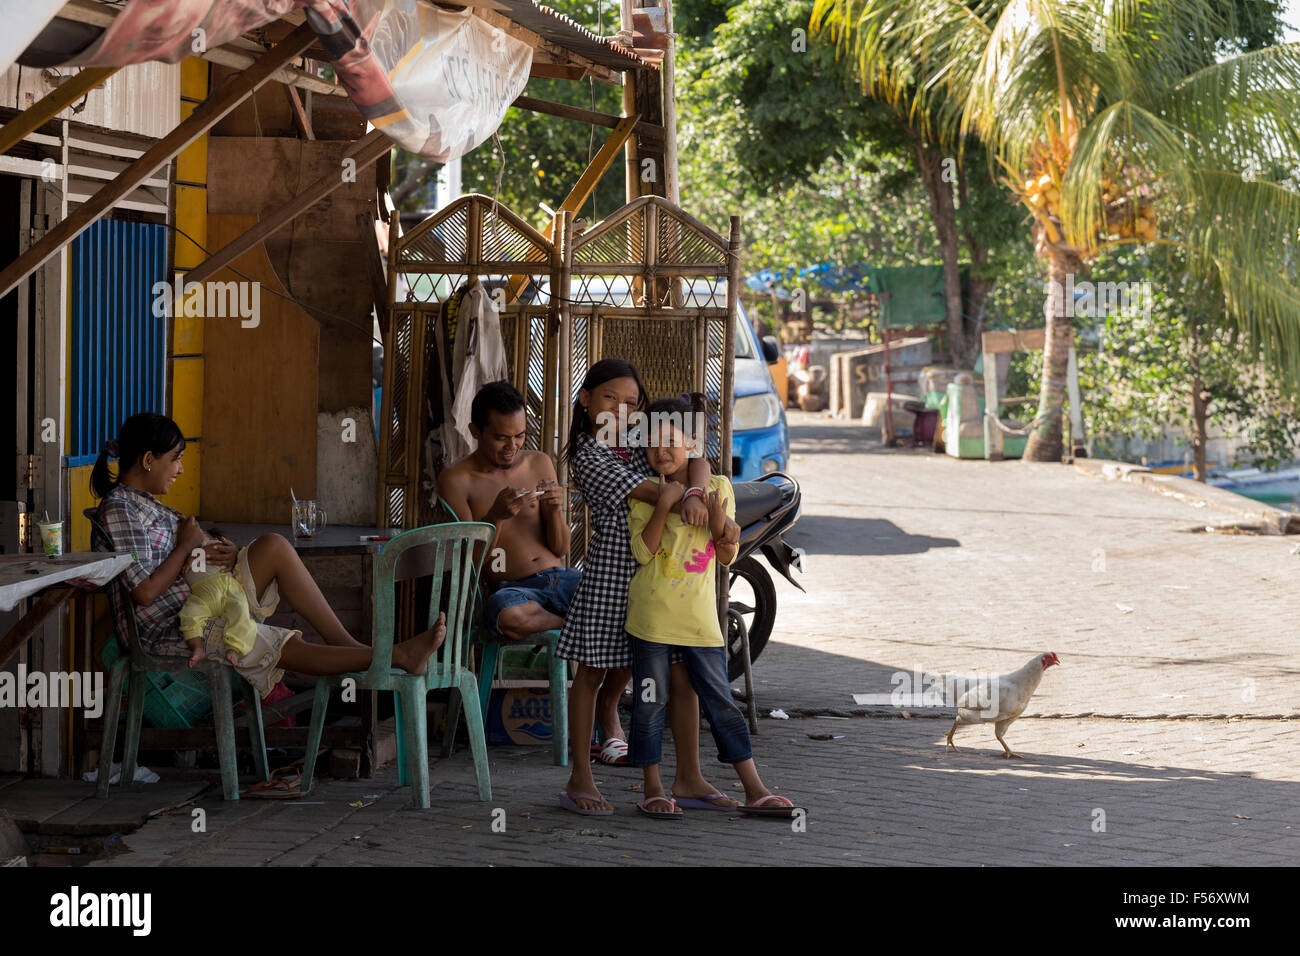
813, 0, 1300, 381
677, 0, 1033, 317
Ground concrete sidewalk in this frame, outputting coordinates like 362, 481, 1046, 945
84, 412, 1299, 866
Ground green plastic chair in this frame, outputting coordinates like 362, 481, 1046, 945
303, 522, 495, 807
85, 508, 269, 801
434, 496, 569, 768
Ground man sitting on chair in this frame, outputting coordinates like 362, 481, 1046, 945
438, 380, 575, 641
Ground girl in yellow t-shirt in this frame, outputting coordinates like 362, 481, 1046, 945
625, 395, 799, 819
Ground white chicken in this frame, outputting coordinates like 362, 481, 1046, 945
945, 652, 1060, 758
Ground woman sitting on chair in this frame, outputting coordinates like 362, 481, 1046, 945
91, 412, 444, 699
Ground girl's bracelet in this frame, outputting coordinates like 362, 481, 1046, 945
684, 486, 706, 501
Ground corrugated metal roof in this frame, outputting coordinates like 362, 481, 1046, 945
494, 0, 656, 71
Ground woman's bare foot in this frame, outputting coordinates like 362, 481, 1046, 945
672, 774, 741, 809
186, 639, 206, 669
564, 774, 612, 813
392, 612, 446, 676
225, 650, 241, 667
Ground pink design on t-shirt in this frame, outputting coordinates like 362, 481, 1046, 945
683, 540, 715, 573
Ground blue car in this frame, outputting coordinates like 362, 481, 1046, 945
730, 300, 790, 479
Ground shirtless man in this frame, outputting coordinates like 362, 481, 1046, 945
438, 381, 576, 640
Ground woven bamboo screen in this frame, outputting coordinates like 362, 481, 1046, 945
561, 196, 741, 566
378, 194, 561, 529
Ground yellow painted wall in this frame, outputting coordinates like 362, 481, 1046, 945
68, 465, 95, 553
171, 57, 209, 518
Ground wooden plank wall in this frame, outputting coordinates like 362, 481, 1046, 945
200, 212, 319, 523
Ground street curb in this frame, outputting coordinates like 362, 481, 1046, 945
1072, 458, 1300, 535
764, 708, 1300, 720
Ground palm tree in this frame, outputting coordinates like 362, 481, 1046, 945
812, 0, 1300, 461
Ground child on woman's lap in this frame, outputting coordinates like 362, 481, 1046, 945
626, 395, 796, 818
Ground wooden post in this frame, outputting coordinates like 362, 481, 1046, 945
662, 0, 679, 206
982, 347, 1004, 461
1067, 344, 1085, 456
0, 22, 317, 300
621, 0, 639, 204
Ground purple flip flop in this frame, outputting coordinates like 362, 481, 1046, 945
673, 791, 738, 812
559, 791, 614, 816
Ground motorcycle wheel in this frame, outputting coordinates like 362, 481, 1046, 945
727, 556, 776, 683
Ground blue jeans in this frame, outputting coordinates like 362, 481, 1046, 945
629, 636, 753, 766
483, 567, 581, 638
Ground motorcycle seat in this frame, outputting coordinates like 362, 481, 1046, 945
731, 480, 786, 528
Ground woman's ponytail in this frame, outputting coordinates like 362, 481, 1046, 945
90, 413, 186, 500
89, 439, 120, 500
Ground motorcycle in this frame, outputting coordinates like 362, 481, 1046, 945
726, 471, 803, 682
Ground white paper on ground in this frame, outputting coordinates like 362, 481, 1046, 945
82, 763, 160, 785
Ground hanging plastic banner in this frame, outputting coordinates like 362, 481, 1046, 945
9, 0, 532, 163
311, 2, 532, 162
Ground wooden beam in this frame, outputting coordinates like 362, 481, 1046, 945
186, 130, 391, 286
512, 95, 621, 129
556, 115, 639, 222
529, 62, 587, 81
504, 115, 638, 302
510, 95, 664, 146
0, 68, 119, 155
0, 22, 316, 301
0, 587, 72, 670
980, 327, 1072, 355
285, 85, 315, 140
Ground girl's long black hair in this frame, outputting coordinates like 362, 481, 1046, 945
562, 358, 647, 469
90, 413, 186, 500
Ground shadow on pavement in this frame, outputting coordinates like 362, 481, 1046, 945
786, 516, 959, 556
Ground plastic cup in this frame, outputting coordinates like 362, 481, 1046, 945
39, 521, 63, 557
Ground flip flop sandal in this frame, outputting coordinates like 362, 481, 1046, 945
635, 796, 683, 820
738, 794, 801, 818
559, 791, 614, 816
596, 737, 629, 766
242, 767, 304, 800
673, 791, 739, 811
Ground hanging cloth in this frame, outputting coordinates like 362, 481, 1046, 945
442, 280, 508, 463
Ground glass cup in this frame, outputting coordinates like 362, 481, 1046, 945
291, 500, 326, 541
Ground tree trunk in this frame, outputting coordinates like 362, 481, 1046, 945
1023, 237, 1081, 462
1189, 323, 1209, 482
912, 139, 976, 369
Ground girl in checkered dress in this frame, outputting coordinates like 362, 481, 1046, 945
558, 360, 735, 815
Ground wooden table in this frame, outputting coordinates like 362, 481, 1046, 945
211, 523, 403, 776
0, 553, 134, 669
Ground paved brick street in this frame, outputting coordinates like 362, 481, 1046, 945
91, 413, 1300, 866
